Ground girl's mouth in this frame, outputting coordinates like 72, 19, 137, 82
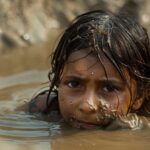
69, 116, 114, 129
77, 120, 101, 129
78, 120, 99, 125
70, 118, 102, 129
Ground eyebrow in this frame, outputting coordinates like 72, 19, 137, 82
64, 75, 123, 84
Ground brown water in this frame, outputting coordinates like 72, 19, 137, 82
0, 44, 150, 150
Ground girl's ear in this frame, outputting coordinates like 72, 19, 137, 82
131, 92, 144, 111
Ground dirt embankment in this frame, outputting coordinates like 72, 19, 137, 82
0, 0, 150, 76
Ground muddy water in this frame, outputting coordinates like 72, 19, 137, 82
0, 44, 150, 150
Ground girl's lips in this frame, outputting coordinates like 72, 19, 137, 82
77, 120, 99, 126
69, 117, 104, 129
76, 120, 101, 129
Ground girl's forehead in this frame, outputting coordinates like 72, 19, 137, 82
64, 49, 122, 78
66, 49, 114, 68
65, 49, 135, 82
67, 49, 100, 62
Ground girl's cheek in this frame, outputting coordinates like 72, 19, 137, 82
58, 89, 75, 115
102, 93, 130, 115
114, 97, 130, 114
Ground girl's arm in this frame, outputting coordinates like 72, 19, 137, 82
17, 94, 48, 113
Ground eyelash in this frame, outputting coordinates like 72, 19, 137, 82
66, 80, 81, 88
101, 84, 121, 93
65, 80, 122, 93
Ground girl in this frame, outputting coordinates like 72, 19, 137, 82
20, 10, 150, 130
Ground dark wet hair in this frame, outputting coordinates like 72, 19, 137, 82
47, 10, 150, 115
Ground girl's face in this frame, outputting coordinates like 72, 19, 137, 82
58, 49, 142, 129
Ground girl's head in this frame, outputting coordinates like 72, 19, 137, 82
48, 10, 150, 128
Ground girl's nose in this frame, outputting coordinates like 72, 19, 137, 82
79, 101, 98, 113
79, 94, 100, 113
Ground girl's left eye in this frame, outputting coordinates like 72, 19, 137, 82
67, 81, 81, 88
102, 84, 119, 93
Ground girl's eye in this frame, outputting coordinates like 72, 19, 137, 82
67, 81, 81, 88
102, 84, 118, 93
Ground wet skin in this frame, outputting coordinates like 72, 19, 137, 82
58, 49, 143, 129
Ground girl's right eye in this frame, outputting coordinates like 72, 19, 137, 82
67, 81, 81, 88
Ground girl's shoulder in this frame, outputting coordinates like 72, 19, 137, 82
18, 90, 59, 114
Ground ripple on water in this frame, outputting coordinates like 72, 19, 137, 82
0, 111, 64, 141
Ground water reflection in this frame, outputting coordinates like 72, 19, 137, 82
0, 113, 65, 139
